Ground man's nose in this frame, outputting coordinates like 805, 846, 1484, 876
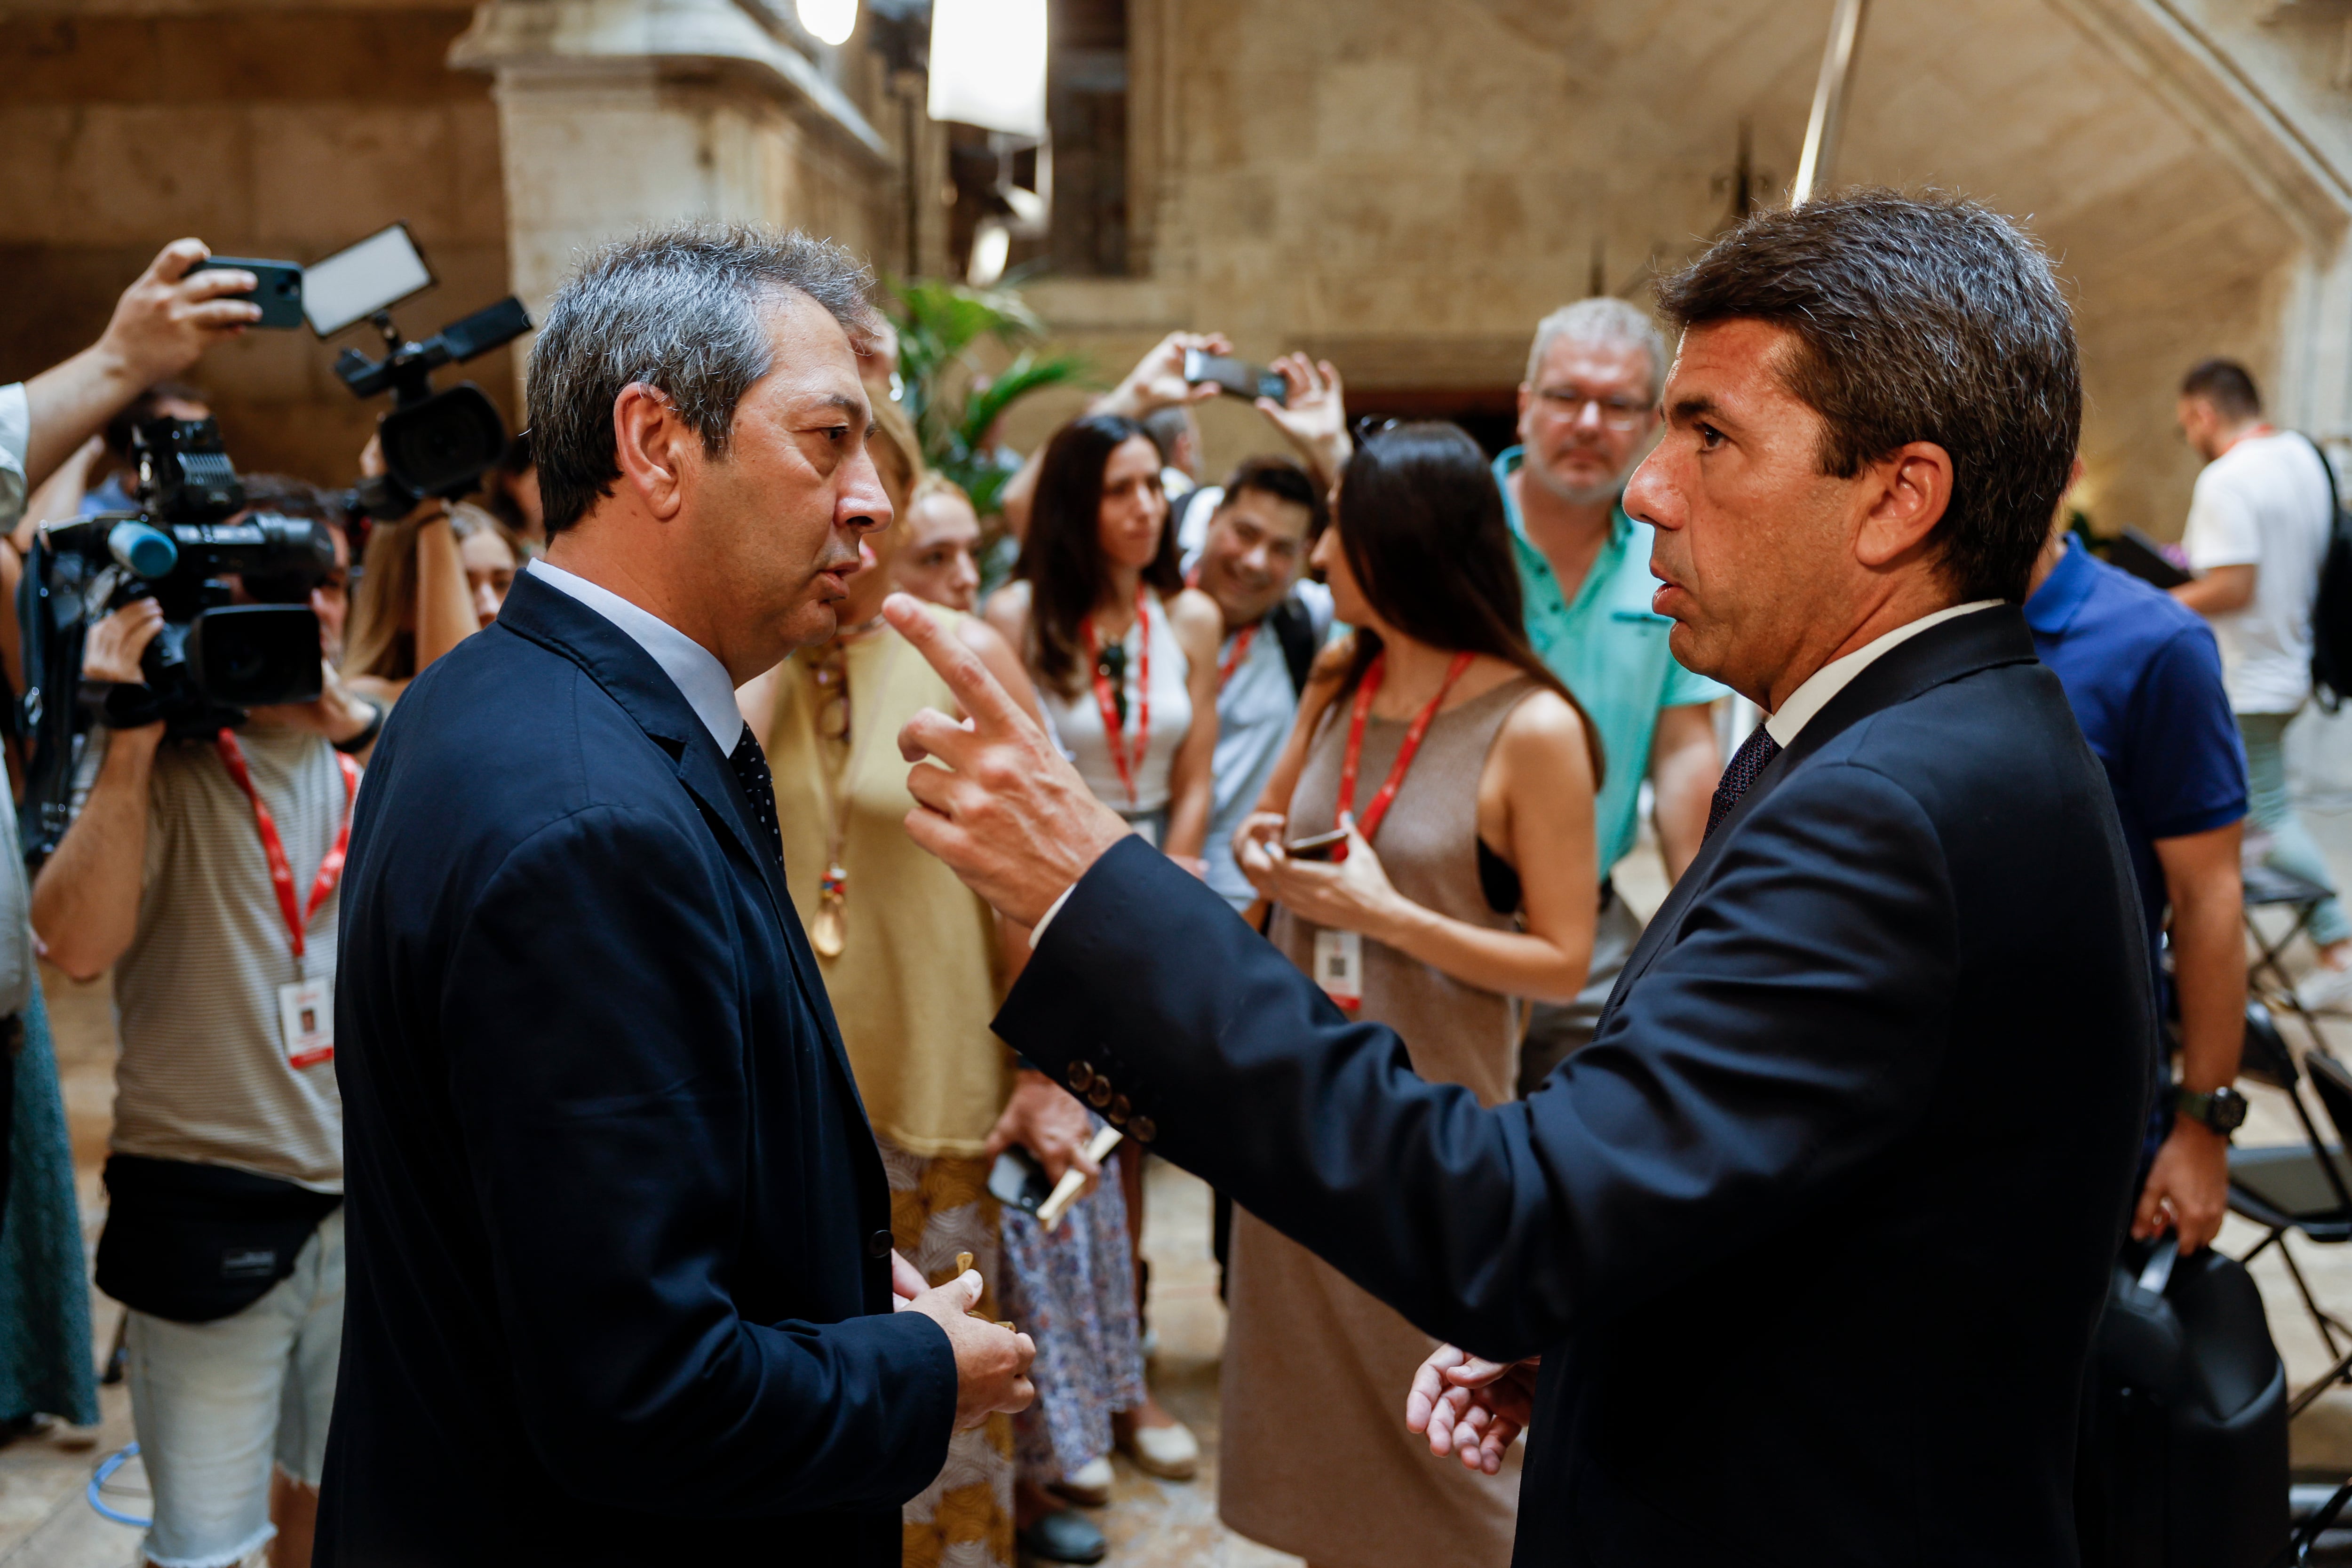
1623, 448, 1673, 527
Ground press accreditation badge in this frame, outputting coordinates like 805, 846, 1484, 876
277, 977, 334, 1069
1313, 929, 1363, 1011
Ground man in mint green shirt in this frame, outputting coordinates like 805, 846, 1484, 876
1502, 298, 1727, 1094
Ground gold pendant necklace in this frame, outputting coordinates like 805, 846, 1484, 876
806, 629, 897, 960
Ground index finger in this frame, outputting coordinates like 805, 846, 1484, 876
147, 238, 210, 284
883, 593, 1026, 735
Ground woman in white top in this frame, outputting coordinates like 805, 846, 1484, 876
989, 413, 1221, 865
985, 410, 1218, 1500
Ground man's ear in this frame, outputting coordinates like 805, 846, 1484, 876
1854, 440, 1954, 571
612, 383, 695, 521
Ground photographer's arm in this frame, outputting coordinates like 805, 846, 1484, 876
997, 332, 1231, 540
31, 604, 167, 981
412, 510, 479, 671
20, 241, 258, 490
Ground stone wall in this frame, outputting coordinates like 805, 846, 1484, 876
1002, 0, 2341, 541
0, 5, 512, 490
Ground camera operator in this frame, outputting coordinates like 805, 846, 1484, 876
0, 239, 257, 1223
30, 514, 374, 1568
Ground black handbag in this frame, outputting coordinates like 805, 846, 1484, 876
2076, 1235, 2289, 1568
95, 1153, 342, 1324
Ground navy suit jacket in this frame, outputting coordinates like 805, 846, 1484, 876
318, 573, 955, 1567
996, 607, 2152, 1567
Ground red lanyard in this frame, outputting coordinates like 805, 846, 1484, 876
1332, 651, 1474, 861
215, 730, 360, 971
1081, 585, 1151, 807
1217, 623, 1258, 692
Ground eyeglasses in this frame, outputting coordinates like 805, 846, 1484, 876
1534, 390, 1653, 431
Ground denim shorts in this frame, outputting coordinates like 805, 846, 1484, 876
125, 1205, 343, 1568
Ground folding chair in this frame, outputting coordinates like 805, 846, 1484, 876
2231, 1001, 2352, 1417
2245, 864, 2335, 1054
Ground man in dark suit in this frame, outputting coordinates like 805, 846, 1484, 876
322, 227, 1033, 1567
881, 191, 2153, 1565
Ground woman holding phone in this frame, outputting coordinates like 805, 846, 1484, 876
1222, 422, 1601, 1568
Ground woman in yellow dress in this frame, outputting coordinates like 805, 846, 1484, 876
744, 405, 1104, 1566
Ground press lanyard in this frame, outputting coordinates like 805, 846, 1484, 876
215, 730, 360, 979
1331, 651, 1474, 861
1081, 585, 1151, 807
1217, 623, 1258, 692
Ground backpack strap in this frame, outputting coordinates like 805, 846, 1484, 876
2305, 431, 2346, 513
1267, 595, 1318, 697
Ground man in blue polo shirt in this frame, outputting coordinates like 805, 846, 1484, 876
1502, 298, 1727, 1095
2025, 497, 2249, 1251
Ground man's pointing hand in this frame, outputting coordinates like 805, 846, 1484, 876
885, 592, 1128, 927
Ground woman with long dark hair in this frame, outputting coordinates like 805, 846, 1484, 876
987, 413, 1221, 864
984, 410, 1218, 1514
1220, 422, 1601, 1568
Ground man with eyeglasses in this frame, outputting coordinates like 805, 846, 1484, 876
1499, 297, 1728, 1096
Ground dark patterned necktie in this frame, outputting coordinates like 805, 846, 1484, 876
1704, 724, 1783, 842
729, 723, 784, 865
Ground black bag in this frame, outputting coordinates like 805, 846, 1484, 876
95, 1153, 342, 1324
2300, 435, 2352, 712
2075, 1236, 2288, 1568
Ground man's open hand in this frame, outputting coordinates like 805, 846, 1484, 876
886, 592, 1128, 927
899, 1269, 1036, 1428
1406, 1344, 1537, 1475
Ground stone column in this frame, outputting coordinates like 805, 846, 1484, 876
448, 0, 898, 390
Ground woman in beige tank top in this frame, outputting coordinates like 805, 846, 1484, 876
1223, 422, 1603, 1568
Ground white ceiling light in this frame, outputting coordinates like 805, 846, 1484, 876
796, 0, 858, 47
967, 220, 1011, 287
928, 0, 1048, 139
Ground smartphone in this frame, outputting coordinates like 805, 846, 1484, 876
987, 1147, 1055, 1215
191, 256, 305, 330
1284, 827, 1350, 861
1184, 348, 1287, 406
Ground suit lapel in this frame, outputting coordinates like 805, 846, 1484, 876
1597, 607, 2039, 1025
495, 574, 867, 1105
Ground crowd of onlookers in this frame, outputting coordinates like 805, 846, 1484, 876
0, 227, 2343, 1568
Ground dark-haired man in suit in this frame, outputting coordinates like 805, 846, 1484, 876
324, 226, 1033, 1567
882, 191, 2152, 1566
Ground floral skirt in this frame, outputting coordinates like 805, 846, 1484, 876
997, 1142, 1147, 1483
882, 1140, 1014, 1568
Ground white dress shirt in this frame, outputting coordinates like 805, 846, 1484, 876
526, 558, 744, 751
1764, 600, 2002, 747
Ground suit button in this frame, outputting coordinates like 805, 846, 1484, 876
1108, 1094, 1131, 1126
1067, 1060, 1096, 1093
1130, 1115, 1157, 1144
1086, 1079, 1113, 1109
866, 1230, 893, 1259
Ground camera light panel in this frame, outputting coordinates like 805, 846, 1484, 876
305, 223, 435, 338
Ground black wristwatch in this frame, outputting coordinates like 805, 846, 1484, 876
2175, 1084, 2248, 1138
334, 699, 386, 755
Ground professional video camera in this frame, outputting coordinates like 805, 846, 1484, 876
309, 223, 532, 518
16, 417, 338, 859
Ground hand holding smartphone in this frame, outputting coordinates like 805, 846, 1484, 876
1283, 827, 1350, 862
190, 256, 304, 330
1184, 348, 1287, 406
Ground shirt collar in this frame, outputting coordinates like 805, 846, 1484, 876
1764, 600, 2004, 747
2021, 535, 2096, 638
525, 557, 743, 750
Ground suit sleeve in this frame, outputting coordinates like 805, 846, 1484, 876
440, 803, 956, 1515
994, 759, 1958, 1360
